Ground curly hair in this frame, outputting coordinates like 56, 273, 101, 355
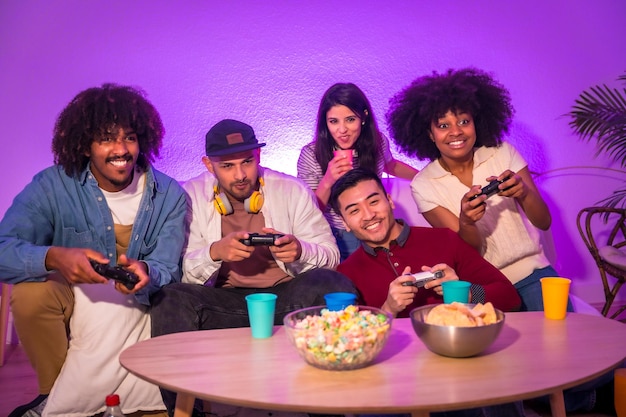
386, 68, 514, 161
314, 83, 382, 173
51, 83, 164, 177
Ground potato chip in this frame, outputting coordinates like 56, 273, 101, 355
480, 302, 498, 325
425, 302, 498, 327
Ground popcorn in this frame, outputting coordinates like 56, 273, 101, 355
288, 305, 391, 370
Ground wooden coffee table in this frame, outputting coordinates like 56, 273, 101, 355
120, 312, 626, 417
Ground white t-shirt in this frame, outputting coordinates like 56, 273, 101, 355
101, 169, 145, 225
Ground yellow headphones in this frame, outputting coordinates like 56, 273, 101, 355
213, 177, 265, 215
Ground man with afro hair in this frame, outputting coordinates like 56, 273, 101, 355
0, 84, 188, 417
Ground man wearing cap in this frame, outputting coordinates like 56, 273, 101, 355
150, 119, 356, 415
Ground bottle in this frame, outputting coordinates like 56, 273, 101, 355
102, 394, 126, 417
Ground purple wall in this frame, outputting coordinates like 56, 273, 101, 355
1, 0, 625, 306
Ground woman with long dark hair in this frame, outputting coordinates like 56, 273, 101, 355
298, 82, 418, 260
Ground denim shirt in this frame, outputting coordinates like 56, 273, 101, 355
0, 164, 189, 305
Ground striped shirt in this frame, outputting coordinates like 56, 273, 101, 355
297, 134, 393, 229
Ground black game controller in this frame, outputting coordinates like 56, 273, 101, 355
239, 233, 284, 246
469, 176, 511, 201
401, 270, 445, 287
90, 259, 139, 290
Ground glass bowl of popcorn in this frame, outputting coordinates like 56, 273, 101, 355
410, 302, 505, 358
283, 305, 393, 370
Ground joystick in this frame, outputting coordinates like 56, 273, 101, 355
239, 233, 284, 246
469, 176, 510, 201
401, 270, 445, 287
90, 259, 139, 290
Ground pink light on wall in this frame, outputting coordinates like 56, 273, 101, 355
1, 0, 625, 305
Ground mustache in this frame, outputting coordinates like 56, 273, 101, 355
106, 154, 132, 163
362, 217, 383, 228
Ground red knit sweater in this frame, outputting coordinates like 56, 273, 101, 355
337, 226, 521, 318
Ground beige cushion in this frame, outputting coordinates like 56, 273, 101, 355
599, 245, 626, 269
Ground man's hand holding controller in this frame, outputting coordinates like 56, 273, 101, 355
384, 268, 445, 317
89, 259, 139, 290
401, 270, 445, 288
211, 231, 290, 263
256, 227, 302, 264
239, 232, 284, 246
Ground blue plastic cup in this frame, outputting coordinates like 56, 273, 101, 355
442, 281, 471, 304
245, 293, 277, 338
324, 292, 357, 311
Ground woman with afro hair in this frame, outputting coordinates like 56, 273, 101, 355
386, 67, 570, 314
385, 71, 626, 415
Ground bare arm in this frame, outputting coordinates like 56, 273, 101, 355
498, 167, 551, 230
454, 166, 552, 252
315, 154, 352, 210
422, 205, 484, 253
384, 158, 419, 180
314, 179, 332, 210
419, 167, 550, 258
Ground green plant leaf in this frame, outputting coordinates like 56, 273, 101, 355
598, 187, 626, 209
567, 76, 626, 165
567, 72, 626, 207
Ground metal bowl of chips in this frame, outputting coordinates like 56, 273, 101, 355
409, 303, 505, 358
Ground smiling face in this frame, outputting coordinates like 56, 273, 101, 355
204, 149, 261, 202
429, 110, 477, 163
336, 179, 402, 249
87, 125, 139, 192
326, 104, 362, 150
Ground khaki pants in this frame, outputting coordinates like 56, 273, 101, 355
11, 273, 73, 394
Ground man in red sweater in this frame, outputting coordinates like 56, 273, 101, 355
330, 168, 521, 318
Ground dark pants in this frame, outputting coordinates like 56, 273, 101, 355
150, 268, 357, 416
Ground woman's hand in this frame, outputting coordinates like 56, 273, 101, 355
322, 152, 353, 186
490, 170, 525, 199
315, 152, 354, 210
461, 185, 487, 225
